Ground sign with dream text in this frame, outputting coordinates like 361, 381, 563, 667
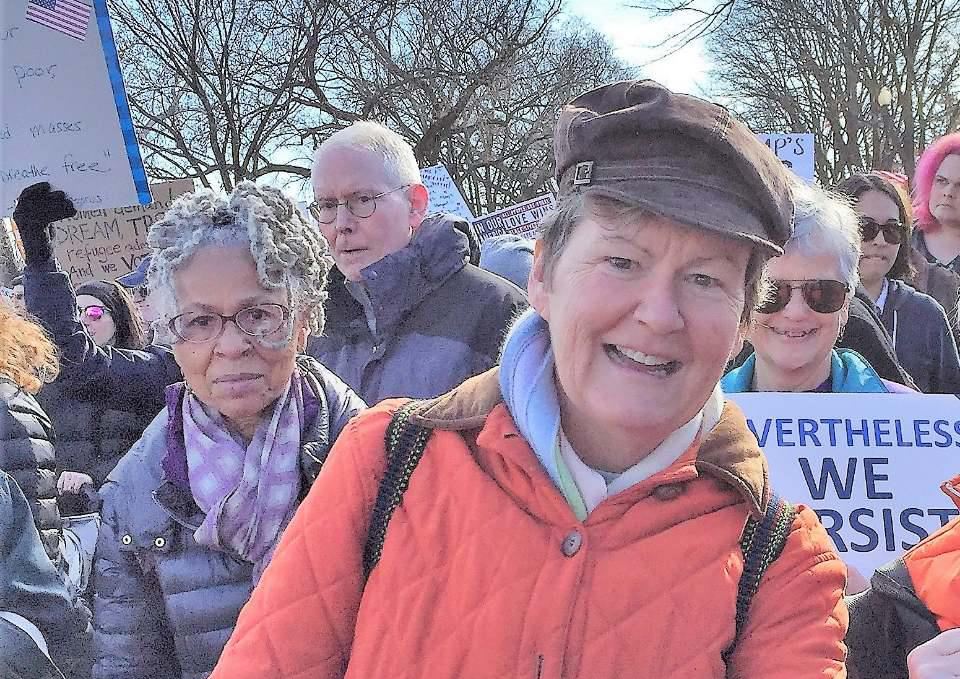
757, 133, 815, 182
727, 392, 960, 577
1, 0, 151, 215
471, 194, 556, 243
48, 179, 193, 285
421, 164, 474, 223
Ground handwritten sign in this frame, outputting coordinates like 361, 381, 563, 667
49, 179, 192, 285
728, 392, 960, 576
758, 134, 815, 182
472, 194, 556, 243
421, 164, 474, 223
0, 0, 150, 216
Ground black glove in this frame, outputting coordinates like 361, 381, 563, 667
13, 182, 76, 265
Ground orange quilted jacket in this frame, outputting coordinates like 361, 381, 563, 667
903, 475, 960, 631
211, 369, 848, 679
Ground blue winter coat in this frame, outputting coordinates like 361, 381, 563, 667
91, 356, 364, 679
307, 215, 528, 404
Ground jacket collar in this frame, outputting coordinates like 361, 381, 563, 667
325, 215, 469, 336
154, 356, 331, 527
411, 368, 768, 516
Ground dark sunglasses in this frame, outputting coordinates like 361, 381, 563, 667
859, 217, 904, 244
756, 279, 850, 315
80, 305, 110, 321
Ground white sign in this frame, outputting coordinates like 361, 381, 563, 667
472, 194, 556, 243
757, 133, 815, 182
49, 179, 192, 285
421, 164, 474, 223
1, 0, 151, 216
728, 392, 960, 577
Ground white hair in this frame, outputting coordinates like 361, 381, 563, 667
147, 181, 332, 346
779, 181, 862, 292
313, 121, 422, 187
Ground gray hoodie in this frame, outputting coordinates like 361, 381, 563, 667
880, 279, 960, 393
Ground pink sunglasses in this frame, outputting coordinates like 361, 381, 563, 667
80, 305, 110, 321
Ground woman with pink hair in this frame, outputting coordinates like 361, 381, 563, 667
909, 133, 960, 339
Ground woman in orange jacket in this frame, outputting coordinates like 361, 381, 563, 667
846, 475, 960, 679
210, 81, 848, 679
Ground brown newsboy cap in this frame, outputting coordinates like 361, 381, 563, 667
554, 80, 795, 254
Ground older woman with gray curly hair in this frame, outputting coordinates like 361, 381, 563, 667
81, 182, 366, 679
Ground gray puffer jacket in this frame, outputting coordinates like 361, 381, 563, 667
91, 356, 365, 679
880, 279, 960, 394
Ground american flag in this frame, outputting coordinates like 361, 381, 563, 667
25, 0, 92, 41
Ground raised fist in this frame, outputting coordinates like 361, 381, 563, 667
13, 182, 76, 264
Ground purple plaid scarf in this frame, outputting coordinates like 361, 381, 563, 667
183, 375, 304, 582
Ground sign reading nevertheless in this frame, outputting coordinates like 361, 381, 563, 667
1, 0, 151, 216
757, 134, 815, 182
728, 392, 960, 576
49, 179, 192, 285
471, 194, 556, 243
421, 164, 474, 223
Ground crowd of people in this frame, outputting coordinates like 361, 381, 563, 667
0, 78, 958, 678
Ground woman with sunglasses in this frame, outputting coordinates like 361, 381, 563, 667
834, 174, 960, 394
36, 280, 147, 509
723, 182, 914, 394
75, 280, 146, 350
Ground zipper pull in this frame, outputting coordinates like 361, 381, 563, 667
535, 654, 545, 679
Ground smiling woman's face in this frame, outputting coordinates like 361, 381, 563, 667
170, 245, 305, 438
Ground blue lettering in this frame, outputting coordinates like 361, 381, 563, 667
863, 458, 893, 499
929, 508, 960, 527
845, 419, 870, 446
815, 509, 846, 552
797, 419, 821, 446
775, 418, 796, 447
746, 418, 771, 447
895, 420, 914, 447
933, 420, 953, 447
848, 508, 878, 552
914, 420, 933, 447
822, 418, 842, 446
799, 457, 856, 500
872, 420, 893, 447
900, 509, 929, 548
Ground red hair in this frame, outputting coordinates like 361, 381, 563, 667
913, 132, 960, 232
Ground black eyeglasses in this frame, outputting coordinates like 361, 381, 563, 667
756, 279, 850, 315
168, 303, 290, 343
859, 217, 904, 244
308, 185, 410, 224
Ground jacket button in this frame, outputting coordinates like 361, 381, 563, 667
121, 534, 132, 545
653, 483, 685, 501
561, 530, 582, 557
154, 537, 166, 549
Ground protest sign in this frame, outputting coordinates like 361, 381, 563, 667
48, 179, 192, 285
1, 0, 151, 216
421, 164, 474, 223
757, 134, 815, 182
472, 194, 556, 243
728, 392, 960, 576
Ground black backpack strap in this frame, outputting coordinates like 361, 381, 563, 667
723, 492, 797, 664
362, 400, 433, 579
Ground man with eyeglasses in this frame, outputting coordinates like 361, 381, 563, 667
305, 121, 527, 404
